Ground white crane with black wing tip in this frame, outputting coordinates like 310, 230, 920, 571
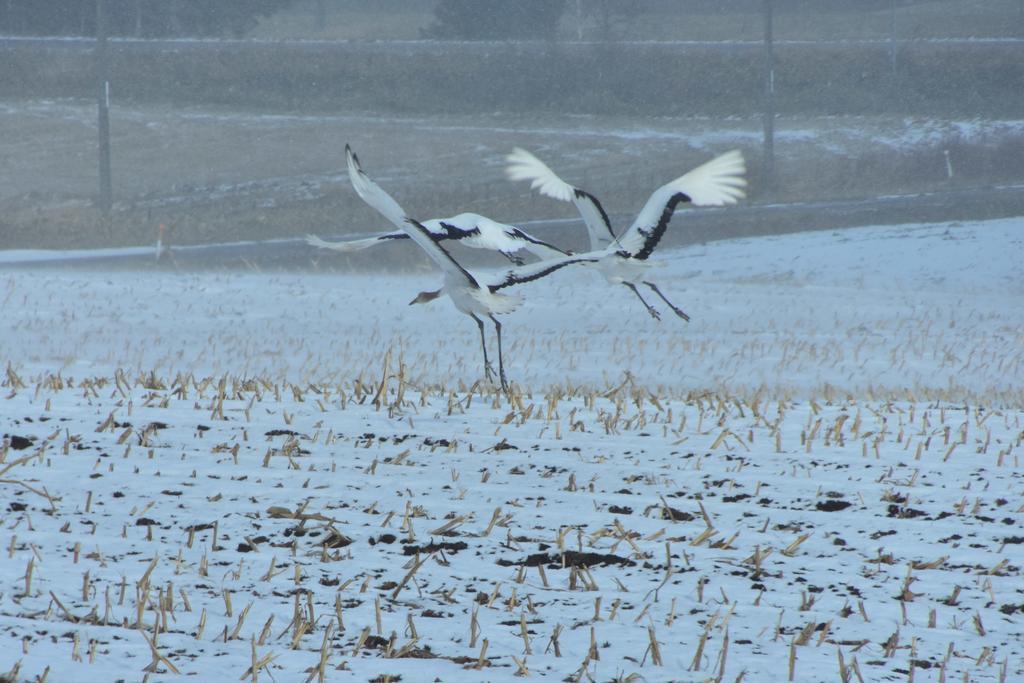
345, 145, 600, 391
307, 212, 568, 266
506, 147, 746, 321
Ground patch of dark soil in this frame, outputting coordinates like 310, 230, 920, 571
816, 500, 852, 512
402, 541, 468, 556
886, 505, 928, 519
7, 435, 33, 450
520, 551, 635, 568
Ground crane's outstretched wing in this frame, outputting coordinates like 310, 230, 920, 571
504, 227, 570, 260
483, 252, 601, 293
305, 215, 566, 262
505, 148, 616, 252
346, 145, 478, 287
614, 150, 746, 260
435, 213, 570, 261
305, 231, 409, 253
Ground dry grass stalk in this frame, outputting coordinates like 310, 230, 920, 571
0, 453, 59, 508
241, 636, 276, 683
469, 605, 480, 648
140, 628, 180, 674
486, 582, 503, 608
193, 607, 207, 640
229, 601, 254, 640
20, 557, 33, 598
712, 628, 730, 682
371, 349, 391, 411
430, 515, 468, 536
815, 620, 832, 646
647, 625, 663, 666
49, 591, 79, 624
375, 596, 383, 635
304, 621, 334, 683
474, 638, 490, 669
537, 563, 549, 588
881, 629, 900, 658
773, 610, 784, 642
351, 626, 370, 656
505, 586, 519, 611
690, 527, 718, 547
544, 623, 563, 658
511, 654, 529, 677
688, 623, 710, 671
519, 612, 532, 655
972, 612, 986, 636
480, 507, 503, 537
837, 646, 851, 683
780, 533, 811, 557
985, 559, 1009, 576
391, 552, 429, 600
223, 589, 234, 618
793, 621, 816, 646
399, 612, 416, 641
257, 615, 274, 646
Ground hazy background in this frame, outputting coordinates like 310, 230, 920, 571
1, 0, 1022, 263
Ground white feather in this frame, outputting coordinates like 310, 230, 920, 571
505, 147, 576, 202
615, 149, 746, 257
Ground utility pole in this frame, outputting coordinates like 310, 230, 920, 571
889, 0, 898, 76
314, 0, 327, 31
96, 0, 112, 213
762, 0, 774, 196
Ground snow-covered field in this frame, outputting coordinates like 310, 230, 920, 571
1, 218, 1022, 681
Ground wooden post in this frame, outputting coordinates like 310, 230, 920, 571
96, 0, 112, 214
314, 0, 327, 30
761, 0, 774, 196
889, 0, 898, 76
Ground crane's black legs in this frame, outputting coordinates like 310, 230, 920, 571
644, 281, 690, 322
471, 313, 496, 383
490, 314, 509, 391
623, 282, 661, 321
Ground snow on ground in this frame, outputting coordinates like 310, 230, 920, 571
0, 219, 1022, 682
1, 217, 1021, 397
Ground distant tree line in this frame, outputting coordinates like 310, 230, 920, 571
0, 0, 955, 40
420, 0, 924, 41
0, 0, 299, 38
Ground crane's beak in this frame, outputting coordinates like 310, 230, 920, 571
409, 289, 442, 305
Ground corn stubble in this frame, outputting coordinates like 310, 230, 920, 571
0, 355, 1020, 681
